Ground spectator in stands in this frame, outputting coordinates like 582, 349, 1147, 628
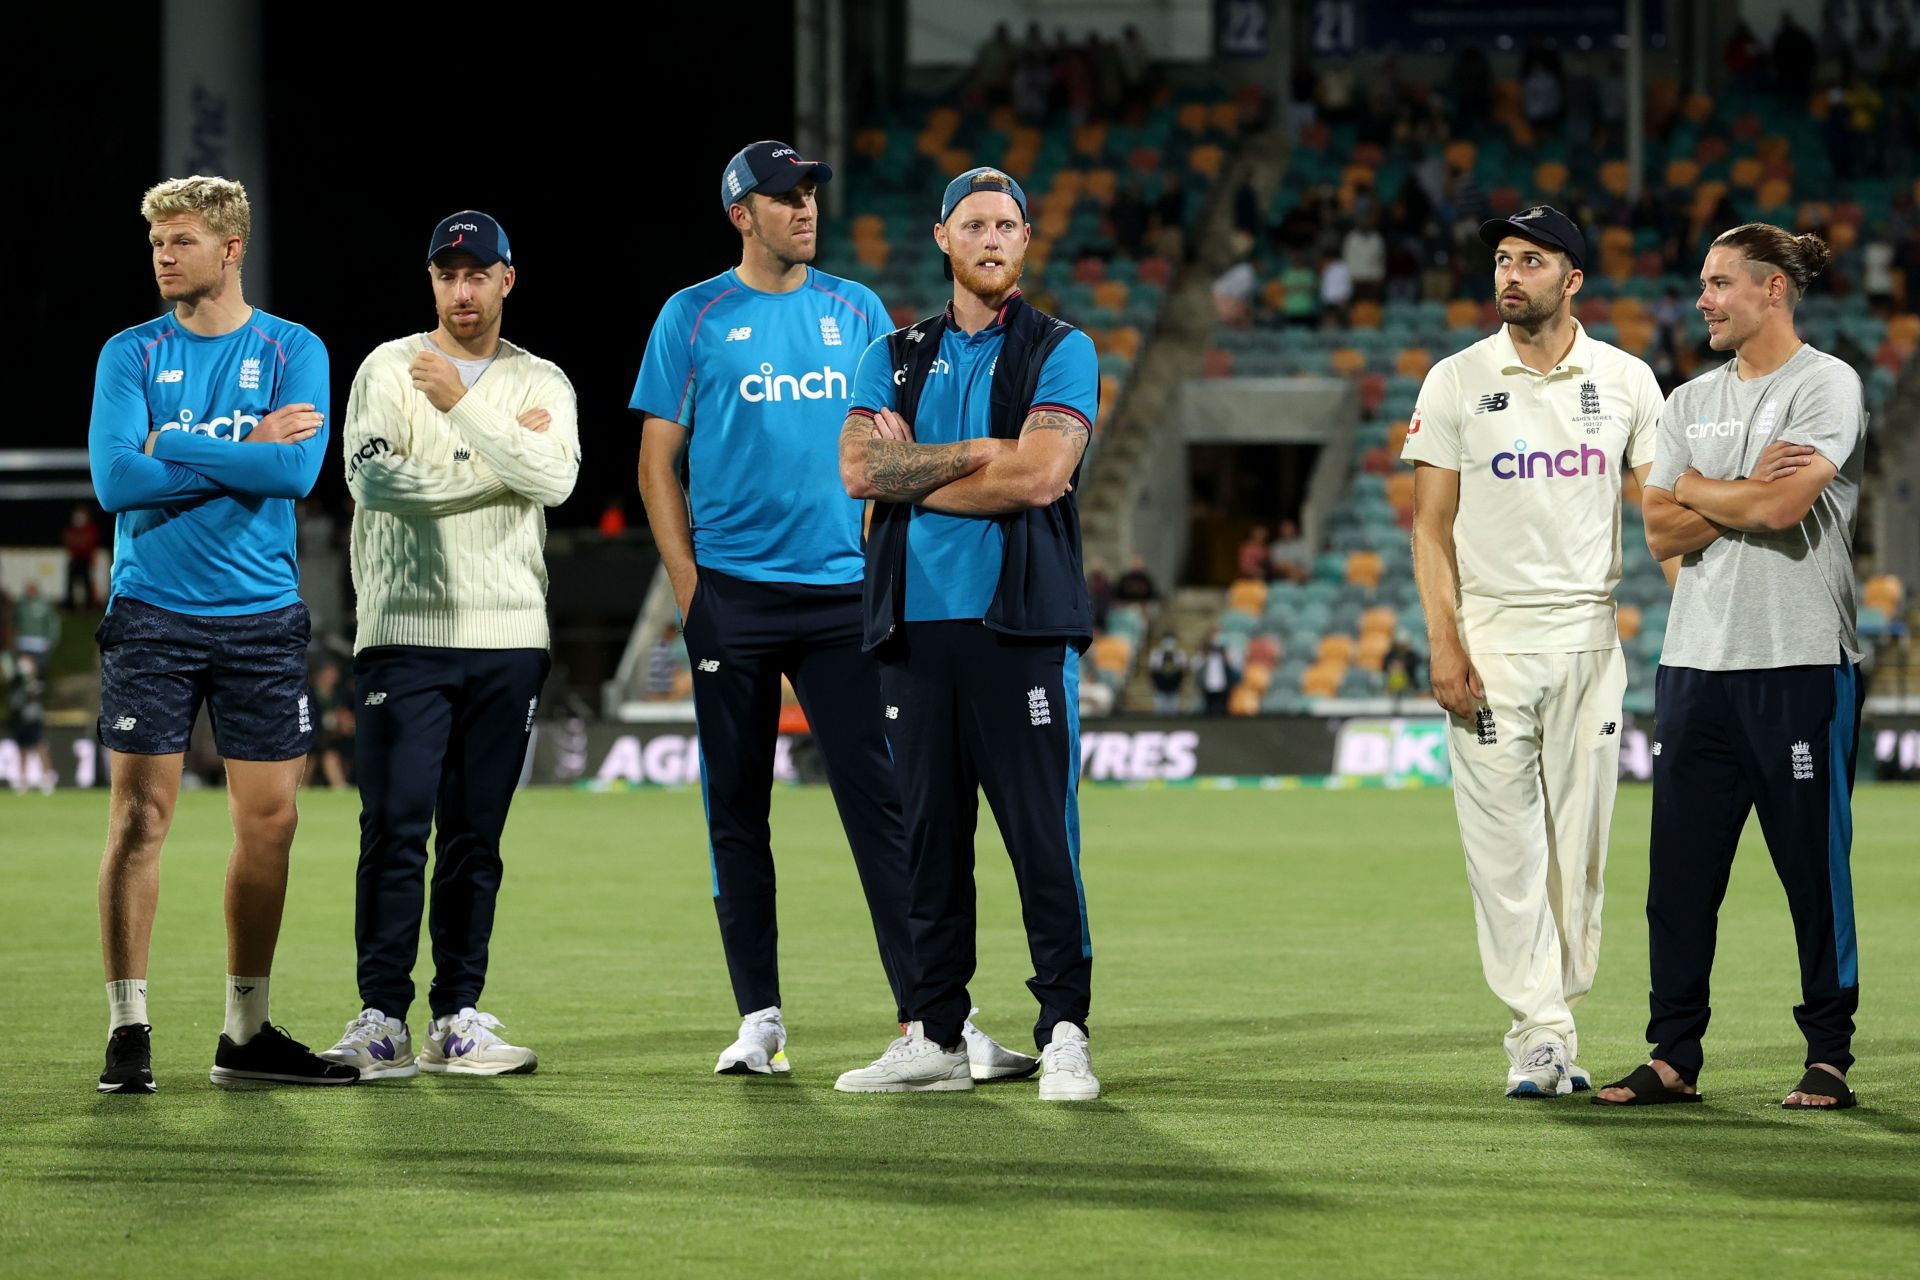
1237, 526, 1271, 581
1212, 253, 1257, 327
1268, 519, 1310, 584
1086, 559, 1114, 631
1382, 633, 1423, 702
1864, 231, 1896, 311
1521, 46, 1565, 131
8, 652, 51, 792
306, 660, 352, 789
1148, 636, 1188, 715
61, 505, 100, 611
1280, 250, 1319, 326
1011, 47, 1050, 125
1115, 554, 1158, 605
972, 23, 1017, 106
1447, 167, 1490, 246
646, 623, 681, 700
1343, 212, 1388, 303
1195, 634, 1237, 717
1317, 252, 1353, 326
11, 582, 58, 661
1118, 25, 1152, 99
1773, 12, 1817, 99
1722, 21, 1766, 91
598, 497, 628, 537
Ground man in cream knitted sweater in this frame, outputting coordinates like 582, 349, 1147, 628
324, 211, 579, 1080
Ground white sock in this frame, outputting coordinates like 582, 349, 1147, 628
107, 979, 148, 1032
224, 975, 270, 1043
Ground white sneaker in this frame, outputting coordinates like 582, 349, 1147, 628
715, 1006, 789, 1075
1566, 1060, 1593, 1092
321, 1008, 418, 1080
834, 1022, 972, 1093
1038, 1022, 1099, 1101
1506, 1040, 1571, 1098
962, 1007, 1039, 1081
420, 1008, 538, 1076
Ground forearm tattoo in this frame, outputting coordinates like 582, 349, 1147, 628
1020, 409, 1090, 457
840, 414, 979, 503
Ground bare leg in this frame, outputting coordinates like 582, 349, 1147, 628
1785, 1062, 1849, 1107
99, 752, 185, 981
223, 758, 304, 975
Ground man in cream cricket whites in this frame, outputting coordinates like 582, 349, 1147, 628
323, 211, 579, 1079
1595, 224, 1868, 1111
1402, 205, 1666, 1099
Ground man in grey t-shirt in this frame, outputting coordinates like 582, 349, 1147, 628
1595, 224, 1868, 1112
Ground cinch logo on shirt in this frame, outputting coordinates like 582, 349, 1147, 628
1686, 419, 1744, 438
159, 407, 259, 442
892, 358, 952, 386
1490, 440, 1608, 480
737, 362, 849, 403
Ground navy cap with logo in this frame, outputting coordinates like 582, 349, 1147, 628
721, 140, 833, 212
427, 211, 511, 266
940, 166, 1029, 225
1479, 205, 1585, 270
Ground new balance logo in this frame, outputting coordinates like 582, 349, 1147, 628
1791, 740, 1814, 781
1028, 685, 1052, 727
1652, 741, 1662, 756
367, 1038, 396, 1062
885, 705, 899, 719
1474, 393, 1511, 414
819, 315, 842, 346
905, 328, 926, 343
365, 692, 387, 705
696, 659, 720, 673
453, 446, 471, 462
155, 369, 184, 383
445, 1034, 475, 1057
1474, 707, 1497, 745
725, 326, 752, 342
1599, 721, 1617, 735
113, 716, 137, 732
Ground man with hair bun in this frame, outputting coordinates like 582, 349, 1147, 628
1596, 224, 1869, 1110
89, 175, 353, 1092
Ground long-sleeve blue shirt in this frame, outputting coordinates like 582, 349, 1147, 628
88, 309, 330, 615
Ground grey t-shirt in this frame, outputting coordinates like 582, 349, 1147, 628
421, 334, 498, 388
1648, 343, 1865, 670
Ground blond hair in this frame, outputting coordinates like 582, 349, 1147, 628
1711, 222, 1832, 308
141, 175, 252, 254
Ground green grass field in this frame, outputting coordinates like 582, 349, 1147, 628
2, 784, 1916, 1277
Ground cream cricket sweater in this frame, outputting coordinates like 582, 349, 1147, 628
344, 336, 581, 652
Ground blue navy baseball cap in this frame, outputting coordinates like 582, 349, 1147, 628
940, 166, 1029, 224
721, 140, 833, 212
427, 210, 511, 266
1479, 204, 1585, 270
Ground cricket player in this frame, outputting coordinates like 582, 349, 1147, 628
632, 142, 1034, 1081
833, 166, 1102, 1100
1595, 225, 1867, 1110
89, 175, 355, 1092
1403, 205, 1665, 1098
323, 211, 579, 1079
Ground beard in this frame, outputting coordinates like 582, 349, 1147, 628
951, 253, 1024, 299
1496, 288, 1560, 329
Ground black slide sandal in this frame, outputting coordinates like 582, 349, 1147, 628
1781, 1065, 1857, 1110
1590, 1063, 1703, 1106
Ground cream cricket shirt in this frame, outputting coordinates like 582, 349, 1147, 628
1400, 321, 1662, 654
344, 336, 581, 653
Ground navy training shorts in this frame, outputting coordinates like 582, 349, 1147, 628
96, 596, 314, 761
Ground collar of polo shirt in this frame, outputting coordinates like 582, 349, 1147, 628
1495, 317, 1595, 376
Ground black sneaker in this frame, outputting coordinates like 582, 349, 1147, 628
210, 1023, 358, 1087
99, 1023, 156, 1094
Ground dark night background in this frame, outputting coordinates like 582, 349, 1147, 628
23, 8, 798, 540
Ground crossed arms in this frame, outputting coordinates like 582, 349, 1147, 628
837, 405, 1089, 514
1642, 440, 1835, 560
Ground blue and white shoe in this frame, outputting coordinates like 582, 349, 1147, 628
421, 1008, 537, 1076
322, 1008, 418, 1080
1566, 1060, 1593, 1092
1506, 1041, 1572, 1098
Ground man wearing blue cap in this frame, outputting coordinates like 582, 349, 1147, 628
1401, 204, 1667, 1099
322, 210, 579, 1080
632, 143, 1037, 1081
832, 167, 1103, 1100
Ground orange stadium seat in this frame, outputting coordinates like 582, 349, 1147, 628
1189, 144, 1225, 179
1228, 578, 1269, 614
855, 129, 889, 158
1098, 375, 1120, 417
1093, 280, 1129, 312
1346, 552, 1383, 590
1665, 158, 1701, 190
1209, 101, 1239, 132
1598, 160, 1630, 199
1387, 421, 1411, 456
1682, 91, 1714, 123
1176, 102, 1208, 134
1756, 135, 1791, 165
1085, 169, 1118, 203
1317, 634, 1356, 666
1827, 221, 1858, 252
1730, 156, 1765, 189
1360, 606, 1398, 637
1445, 299, 1481, 329
1864, 575, 1905, 613
1301, 662, 1344, 698
1617, 605, 1643, 642
1072, 123, 1108, 158
1091, 634, 1132, 676
1757, 179, 1792, 213
1330, 347, 1367, 377
1229, 685, 1263, 717
1535, 161, 1568, 195
1246, 634, 1283, 667
1240, 663, 1274, 695
1444, 140, 1476, 172
1105, 326, 1142, 361
1387, 472, 1415, 511
1263, 278, 1288, 310
1349, 300, 1383, 329
1395, 348, 1432, 379
1355, 632, 1392, 672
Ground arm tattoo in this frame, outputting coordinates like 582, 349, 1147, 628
1020, 409, 1090, 460
840, 413, 981, 503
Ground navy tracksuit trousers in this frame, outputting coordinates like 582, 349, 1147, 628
1646, 663, 1864, 1082
877, 622, 1092, 1053
353, 645, 548, 1023
681, 567, 913, 1020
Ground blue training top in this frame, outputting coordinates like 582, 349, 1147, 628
849, 308, 1098, 621
630, 267, 887, 585
88, 308, 330, 616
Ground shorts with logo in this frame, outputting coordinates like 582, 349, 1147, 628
96, 596, 313, 760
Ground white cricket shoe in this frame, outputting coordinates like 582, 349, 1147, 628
321, 1008, 418, 1080
1566, 1060, 1593, 1092
1038, 1022, 1099, 1100
834, 1022, 972, 1093
420, 1008, 538, 1076
1506, 1040, 1571, 1098
963, 1007, 1040, 1081
715, 1006, 790, 1075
